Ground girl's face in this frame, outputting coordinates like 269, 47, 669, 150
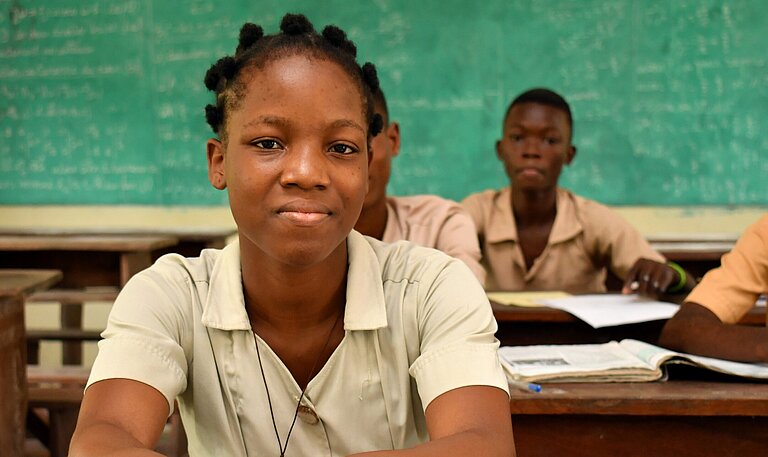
207, 54, 370, 268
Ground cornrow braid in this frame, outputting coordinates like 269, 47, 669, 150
203, 13, 382, 139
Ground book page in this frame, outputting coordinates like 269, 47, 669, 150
538, 294, 679, 328
620, 339, 768, 379
498, 342, 661, 382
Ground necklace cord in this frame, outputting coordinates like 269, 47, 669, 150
254, 310, 343, 457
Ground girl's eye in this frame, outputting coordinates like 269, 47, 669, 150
329, 143, 358, 154
546, 137, 560, 145
253, 139, 282, 149
509, 134, 523, 142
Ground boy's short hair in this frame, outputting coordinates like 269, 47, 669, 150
504, 88, 573, 131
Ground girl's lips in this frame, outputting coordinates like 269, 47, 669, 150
277, 210, 330, 225
276, 200, 332, 226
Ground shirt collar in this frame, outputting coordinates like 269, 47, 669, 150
485, 186, 583, 245
201, 230, 388, 331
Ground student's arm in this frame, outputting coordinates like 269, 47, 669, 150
69, 379, 170, 457
621, 258, 696, 298
349, 386, 515, 457
586, 201, 694, 298
659, 302, 768, 362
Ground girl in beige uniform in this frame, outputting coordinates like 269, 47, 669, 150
70, 14, 513, 457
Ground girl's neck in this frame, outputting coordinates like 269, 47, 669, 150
511, 185, 558, 227
241, 241, 348, 333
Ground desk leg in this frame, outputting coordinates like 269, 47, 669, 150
48, 406, 79, 457
61, 304, 82, 365
0, 295, 27, 457
120, 251, 153, 286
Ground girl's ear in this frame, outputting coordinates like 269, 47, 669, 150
207, 138, 227, 190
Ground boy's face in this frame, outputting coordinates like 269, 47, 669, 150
207, 55, 370, 268
363, 104, 400, 210
496, 102, 576, 192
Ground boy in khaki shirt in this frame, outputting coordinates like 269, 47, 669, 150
462, 88, 695, 296
355, 87, 485, 284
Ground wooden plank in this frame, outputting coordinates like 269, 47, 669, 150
26, 329, 102, 341
509, 381, 768, 416
0, 270, 63, 298
0, 235, 178, 252
28, 287, 120, 304
512, 414, 768, 457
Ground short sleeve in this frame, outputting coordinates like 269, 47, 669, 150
686, 215, 768, 324
586, 203, 665, 279
460, 192, 487, 236
87, 263, 191, 416
408, 260, 509, 408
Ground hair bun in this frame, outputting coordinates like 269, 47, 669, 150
237, 23, 264, 55
204, 63, 221, 91
361, 62, 380, 93
204, 104, 223, 133
322, 25, 357, 57
280, 13, 314, 35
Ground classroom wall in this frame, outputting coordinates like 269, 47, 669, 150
1, 0, 767, 206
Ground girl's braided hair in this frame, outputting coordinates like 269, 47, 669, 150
203, 13, 382, 140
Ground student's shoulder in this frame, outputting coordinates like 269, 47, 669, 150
460, 187, 508, 221
359, 232, 470, 284
389, 194, 465, 218
461, 188, 504, 207
134, 243, 229, 287
562, 188, 627, 226
751, 213, 768, 236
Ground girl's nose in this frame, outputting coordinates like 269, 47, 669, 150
280, 145, 330, 190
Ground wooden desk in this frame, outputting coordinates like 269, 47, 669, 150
0, 269, 61, 457
0, 234, 179, 364
492, 301, 765, 346
509, 380, 768, 457
651, 239, 734, 282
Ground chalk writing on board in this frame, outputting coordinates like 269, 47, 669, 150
0, 0, 766, 205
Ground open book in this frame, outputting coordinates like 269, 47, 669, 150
498, 339, 768, 383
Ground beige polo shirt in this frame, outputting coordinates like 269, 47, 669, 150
383, 195, 485, 285
87, 230, 508, 456
686, 214, 768, 324
462, 187, 665, 292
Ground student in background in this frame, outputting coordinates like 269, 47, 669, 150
354, 87, 486, 285
70, 14, 513, 457
462, 88, 695, 296
660, 214, 768, 362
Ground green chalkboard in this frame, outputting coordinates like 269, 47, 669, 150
1, 0, 766, 205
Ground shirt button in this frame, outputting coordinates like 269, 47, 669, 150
297, 404, 319, 425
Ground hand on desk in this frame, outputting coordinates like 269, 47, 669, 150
621, 258, 688, 298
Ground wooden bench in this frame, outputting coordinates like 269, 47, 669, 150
26, 365, 187, 457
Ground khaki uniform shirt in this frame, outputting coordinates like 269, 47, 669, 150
383, 195, 485, 285
88, 230, 508, 456
686, 214, 768, 324
461, 187, 665, 292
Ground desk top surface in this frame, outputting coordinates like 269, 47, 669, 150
509, 380, 768, 416
0, 234, 180, 252
0, 269, 62, 297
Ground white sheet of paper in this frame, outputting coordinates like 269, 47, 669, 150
538, 294, 679, 328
